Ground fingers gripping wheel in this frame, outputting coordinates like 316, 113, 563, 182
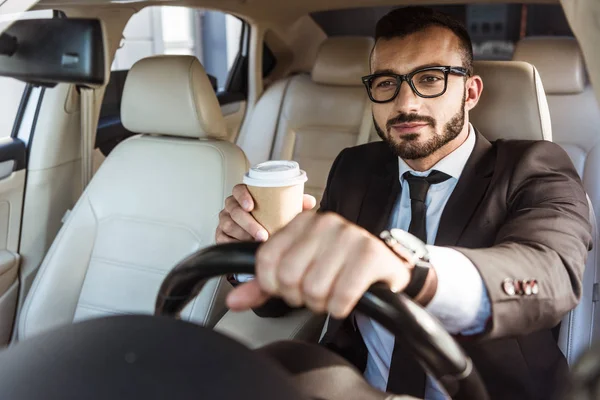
155, 242, 490, 400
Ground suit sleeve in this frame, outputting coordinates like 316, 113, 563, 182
456, 141, 593, 339
245, 148, 348, 318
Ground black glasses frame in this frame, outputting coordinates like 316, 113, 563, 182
361, 66, 469, 103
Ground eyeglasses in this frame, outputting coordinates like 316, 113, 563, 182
361, 66, 469, 103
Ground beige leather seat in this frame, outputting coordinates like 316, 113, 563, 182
238, 36, 375, 204
513, 37, 600, 228
471, 61, 552, 141
18, 55, 248, 340
512, 38, 600, 365
472, 60, 599, 365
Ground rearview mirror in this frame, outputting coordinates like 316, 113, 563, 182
0, 18, 105, 87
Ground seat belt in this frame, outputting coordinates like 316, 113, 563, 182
62, 86, 96, 226
80, 87, 97, 191
356, 98, 374, 146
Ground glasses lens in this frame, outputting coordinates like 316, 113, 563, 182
368, 75, 399, 102
412, 69, 447, 97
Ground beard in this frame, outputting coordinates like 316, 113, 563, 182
374, 95, 466, 160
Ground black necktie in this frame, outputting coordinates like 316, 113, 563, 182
386, 170, 451, 396
403, 171, 452, 242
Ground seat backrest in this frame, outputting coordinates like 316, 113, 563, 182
471, 59, 599, 364
513, 37, 600, 228
18, 56, 248, 340
238, 37, 374, 203
471, 60, 551, 141
512, 37, 600, 364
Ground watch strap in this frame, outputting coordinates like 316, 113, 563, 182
404, 261, 431, 297
380, 229, 432, 299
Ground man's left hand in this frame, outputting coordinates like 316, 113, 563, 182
226, 211, 412, 319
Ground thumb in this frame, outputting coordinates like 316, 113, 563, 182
226, 280, 270, 311
303, 194, 317, 211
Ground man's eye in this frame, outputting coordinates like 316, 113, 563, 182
419, 75, 443, 84
375, 80, 396, 89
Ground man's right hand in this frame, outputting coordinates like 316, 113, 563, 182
215, 184, 317, 244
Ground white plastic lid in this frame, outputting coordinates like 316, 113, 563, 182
243, 160, 308, 187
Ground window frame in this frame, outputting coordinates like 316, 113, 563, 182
3, 10, 60, 142
9, 84, 33, 139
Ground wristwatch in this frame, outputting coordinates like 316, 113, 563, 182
380, 229, 432, 298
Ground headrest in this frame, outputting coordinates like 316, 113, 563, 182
471, 61, 552, 142
121, 55, 227, 139
311, 36, 374, 86
513, 37, 586, 95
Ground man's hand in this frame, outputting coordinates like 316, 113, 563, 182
226, 211, 412, 319
216, 184, 317, 243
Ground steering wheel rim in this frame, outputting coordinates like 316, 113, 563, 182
155, 242, 490, 400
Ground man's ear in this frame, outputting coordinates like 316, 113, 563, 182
465, 75, 483, 112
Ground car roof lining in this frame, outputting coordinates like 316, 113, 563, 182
34, 0, 560, 25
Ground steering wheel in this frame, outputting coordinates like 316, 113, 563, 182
0, 243, 594, 399
155, 242, 489, 400
0, 242, 488, 400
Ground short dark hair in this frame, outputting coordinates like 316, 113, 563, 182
375, 7, 474, 75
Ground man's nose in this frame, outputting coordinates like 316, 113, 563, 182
393, 81, 421, 114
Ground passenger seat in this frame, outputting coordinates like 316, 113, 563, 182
513, 37, 600, 224
474, 58, 599, 366
513, 37, 600, 364
238, 37, 375, 203
17, 56, 248, 340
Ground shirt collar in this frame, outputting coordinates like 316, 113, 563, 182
398, 123, 476, 182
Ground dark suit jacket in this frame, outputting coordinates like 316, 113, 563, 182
251, 132, 593, 399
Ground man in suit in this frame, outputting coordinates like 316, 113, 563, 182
215, 7, 593, 400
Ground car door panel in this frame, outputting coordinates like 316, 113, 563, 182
0, 138, 25, 252
0, 170, 25, 252
0, 138, 26, 172
0, 137, 25, 346
0, 161, 13, 180
0, 250, 19, 345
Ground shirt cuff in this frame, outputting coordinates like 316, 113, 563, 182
425, 245, 491, 334
234, 273, 255, 283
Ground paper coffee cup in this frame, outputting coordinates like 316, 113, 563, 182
243, 160, 308, 235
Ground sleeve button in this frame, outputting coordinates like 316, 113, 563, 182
531, 280, 539, 295
502, 278, 516, 296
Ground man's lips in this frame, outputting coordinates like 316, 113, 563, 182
389, 123, 430, 135
391, 122, 429, 130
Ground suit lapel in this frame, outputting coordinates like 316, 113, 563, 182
356, 154, 400, 236
435, 131, 496, 246
322, 148, 399, 358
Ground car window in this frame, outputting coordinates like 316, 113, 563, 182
112, 6, 243, 90
0, 9, 53, 139
311, 4, 572, 61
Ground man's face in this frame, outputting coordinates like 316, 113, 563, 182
370, 26, 470, 160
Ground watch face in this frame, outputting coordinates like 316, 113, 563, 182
388, 229, 429, 260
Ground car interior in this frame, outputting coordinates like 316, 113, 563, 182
0, 0, 600, 392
